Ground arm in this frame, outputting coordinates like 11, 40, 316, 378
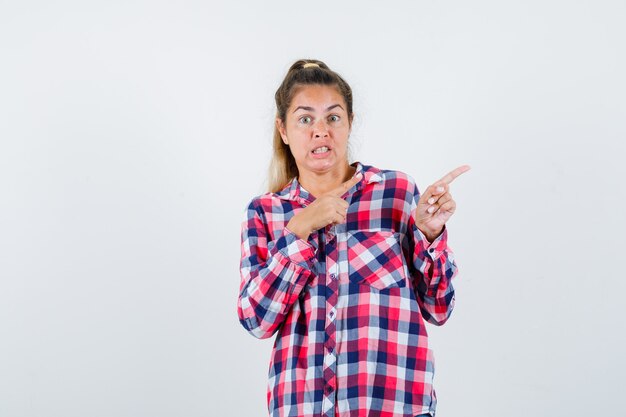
406, 180, 458, 326
237, 200, 317, 339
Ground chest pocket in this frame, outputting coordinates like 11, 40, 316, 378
347, 230, 408, 290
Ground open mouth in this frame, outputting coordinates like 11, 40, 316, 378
312, 146, 330, 154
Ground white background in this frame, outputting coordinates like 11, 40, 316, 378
1, 1, 625, 416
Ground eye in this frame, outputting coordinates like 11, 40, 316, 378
328, 114, 340, 122
299, 116, 312, 124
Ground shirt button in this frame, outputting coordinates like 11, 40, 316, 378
325, 385, 332, 394
329, 310, 335, 319
330, 273, 336, 279
429, 248, 435, 253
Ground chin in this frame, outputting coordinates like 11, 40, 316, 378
307, 159, 337, 172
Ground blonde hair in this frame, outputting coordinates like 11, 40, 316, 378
268, 59, 354, 193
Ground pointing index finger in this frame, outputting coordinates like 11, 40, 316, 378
328, 172, 363, 198
438, 164, 471, 185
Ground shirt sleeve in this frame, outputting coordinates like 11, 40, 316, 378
406, 178, 459, 326
237, 200, 317, 339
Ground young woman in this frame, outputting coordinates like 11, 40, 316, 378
237, 59, 469, 417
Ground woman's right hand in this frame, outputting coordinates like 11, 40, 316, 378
286, 173, 363, 240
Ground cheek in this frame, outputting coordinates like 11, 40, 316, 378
335, 132, 350, 151
289, 140, 309, 159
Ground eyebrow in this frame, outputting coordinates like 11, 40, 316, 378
292, 104, 344, 113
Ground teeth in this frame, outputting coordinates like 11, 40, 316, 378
313, 146, 329, 154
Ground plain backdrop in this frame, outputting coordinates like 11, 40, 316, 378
1, 1, 625, 416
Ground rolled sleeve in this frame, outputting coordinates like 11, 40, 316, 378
273, 226, 317, 268
412, 224, 450, 262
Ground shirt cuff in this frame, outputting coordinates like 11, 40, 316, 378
413, 223, 449, 261
273, 227, 317, 267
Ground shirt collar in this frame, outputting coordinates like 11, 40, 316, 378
276, 161, 383, 204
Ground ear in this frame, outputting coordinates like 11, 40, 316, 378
276, 118, 288, 144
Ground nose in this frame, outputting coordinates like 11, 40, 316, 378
312, 119, 329, 138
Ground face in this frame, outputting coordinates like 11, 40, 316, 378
277, 84, 352, 176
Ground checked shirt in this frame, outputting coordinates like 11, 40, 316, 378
237, 161, 458, 417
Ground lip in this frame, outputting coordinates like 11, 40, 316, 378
310, 145, 332, 159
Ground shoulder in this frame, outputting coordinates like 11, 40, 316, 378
243, 182, 293, 222
244, 192, 278, 219
244, 193, 268, 214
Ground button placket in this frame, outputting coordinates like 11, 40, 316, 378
322, 232, 338, 417
328, 306, 336, 321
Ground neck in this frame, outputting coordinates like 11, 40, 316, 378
298, 162, 355, 198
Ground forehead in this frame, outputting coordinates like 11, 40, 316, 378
289, 84, 346, 111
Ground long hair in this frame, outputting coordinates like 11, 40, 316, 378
268, 59, 354, 193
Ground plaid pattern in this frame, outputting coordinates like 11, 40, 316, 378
238, 162, 458, 417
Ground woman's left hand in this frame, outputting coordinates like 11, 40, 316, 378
414, 165, 471, 242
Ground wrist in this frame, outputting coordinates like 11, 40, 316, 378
417, 225, 443, 243
287, 217, 311, 240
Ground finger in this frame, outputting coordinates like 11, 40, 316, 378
317, 196, 349, 209
435, 200, 456, 215
326, 209, 346, 226
422, 183, 449, 205
423, 165, 469, 201
335, 202, 348, 217
335, 208, 347, 222
425, 186, 452, 204
427, 193, 453, 211
328, 172, 363, 198
326, 198, 349, 212
437, 164, 471, 186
